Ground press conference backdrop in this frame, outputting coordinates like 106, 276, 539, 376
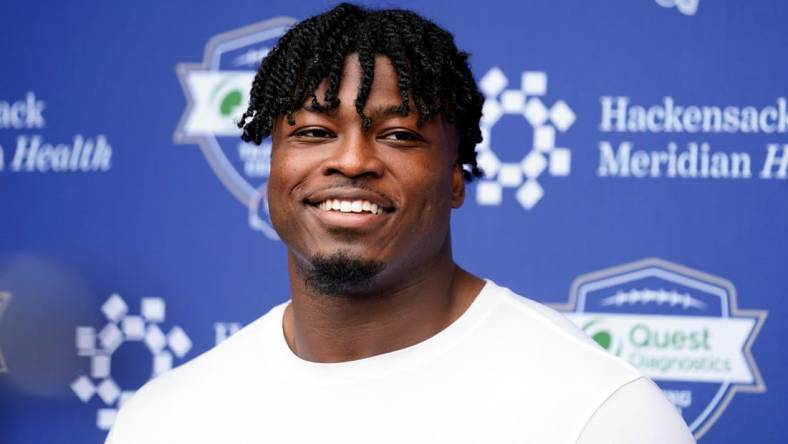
1, 0, 786, 442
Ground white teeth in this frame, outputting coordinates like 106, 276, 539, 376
316, 199, 387, 214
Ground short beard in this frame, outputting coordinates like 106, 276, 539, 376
303, 251, 385, 296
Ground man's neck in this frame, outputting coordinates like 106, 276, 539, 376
282, 245, 484, 363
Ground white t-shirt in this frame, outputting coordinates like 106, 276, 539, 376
106, 280, 695, 444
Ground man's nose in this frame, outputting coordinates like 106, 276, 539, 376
322, 133, 385, 178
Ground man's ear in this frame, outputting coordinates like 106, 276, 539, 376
451, 163, 466, 208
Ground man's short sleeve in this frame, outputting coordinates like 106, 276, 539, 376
576, 377, 696, 444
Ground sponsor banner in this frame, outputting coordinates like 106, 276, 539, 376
571, 313, 755, 384
3, 2, 786, 443
597, 96, 788, 180
0, 92, 112, 173
555, 258, 767, 440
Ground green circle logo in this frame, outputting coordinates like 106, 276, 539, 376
591, 329, 612, 350
582, 319, 621, 356
219, 90, 243, 117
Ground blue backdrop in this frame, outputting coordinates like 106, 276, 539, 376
1, 0, 786, 442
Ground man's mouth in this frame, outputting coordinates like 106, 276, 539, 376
314, 199, 386, 215
303, 189, 396, 231
304, 188, 396, 215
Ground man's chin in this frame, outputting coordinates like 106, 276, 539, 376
302, 250, 386, 296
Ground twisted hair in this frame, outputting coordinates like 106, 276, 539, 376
238, 3, 484, 181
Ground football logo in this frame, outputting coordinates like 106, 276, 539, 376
555, 258, 766, 439
175, 17, 297, 240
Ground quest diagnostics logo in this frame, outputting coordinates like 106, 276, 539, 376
175, 17, 297, 240
71, 294, 192, 431
474, 68, 574, 210
554, 258, 766, 440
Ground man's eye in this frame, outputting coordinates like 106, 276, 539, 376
381, 131, 422, 142
294, 128, 334, 138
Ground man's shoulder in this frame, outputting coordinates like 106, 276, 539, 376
489, 281, 597, 344
469, 280, 652, 441
479, 280, 641, 389
141, 301, 284, 390
106, 302, 287, 443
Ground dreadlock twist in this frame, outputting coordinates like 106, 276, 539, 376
238, 3, 484, 181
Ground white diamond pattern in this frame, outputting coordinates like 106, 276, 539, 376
74, 294, 192, 431
475, 67, 574, 210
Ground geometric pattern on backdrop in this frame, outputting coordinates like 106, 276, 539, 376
474, 67, 574, 209
71, 294, 192, 431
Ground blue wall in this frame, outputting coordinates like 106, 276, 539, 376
1, 0, 785, 442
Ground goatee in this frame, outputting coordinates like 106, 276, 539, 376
303, 251, 385, 295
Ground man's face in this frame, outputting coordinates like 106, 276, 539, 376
268, 54, 464, 290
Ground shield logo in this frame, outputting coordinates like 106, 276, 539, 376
174, 17, 298, 240
554, 258, 766, 440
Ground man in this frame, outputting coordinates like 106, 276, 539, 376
107, 4, 695, 443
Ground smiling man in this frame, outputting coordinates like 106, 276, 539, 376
107, 4, 695, 443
